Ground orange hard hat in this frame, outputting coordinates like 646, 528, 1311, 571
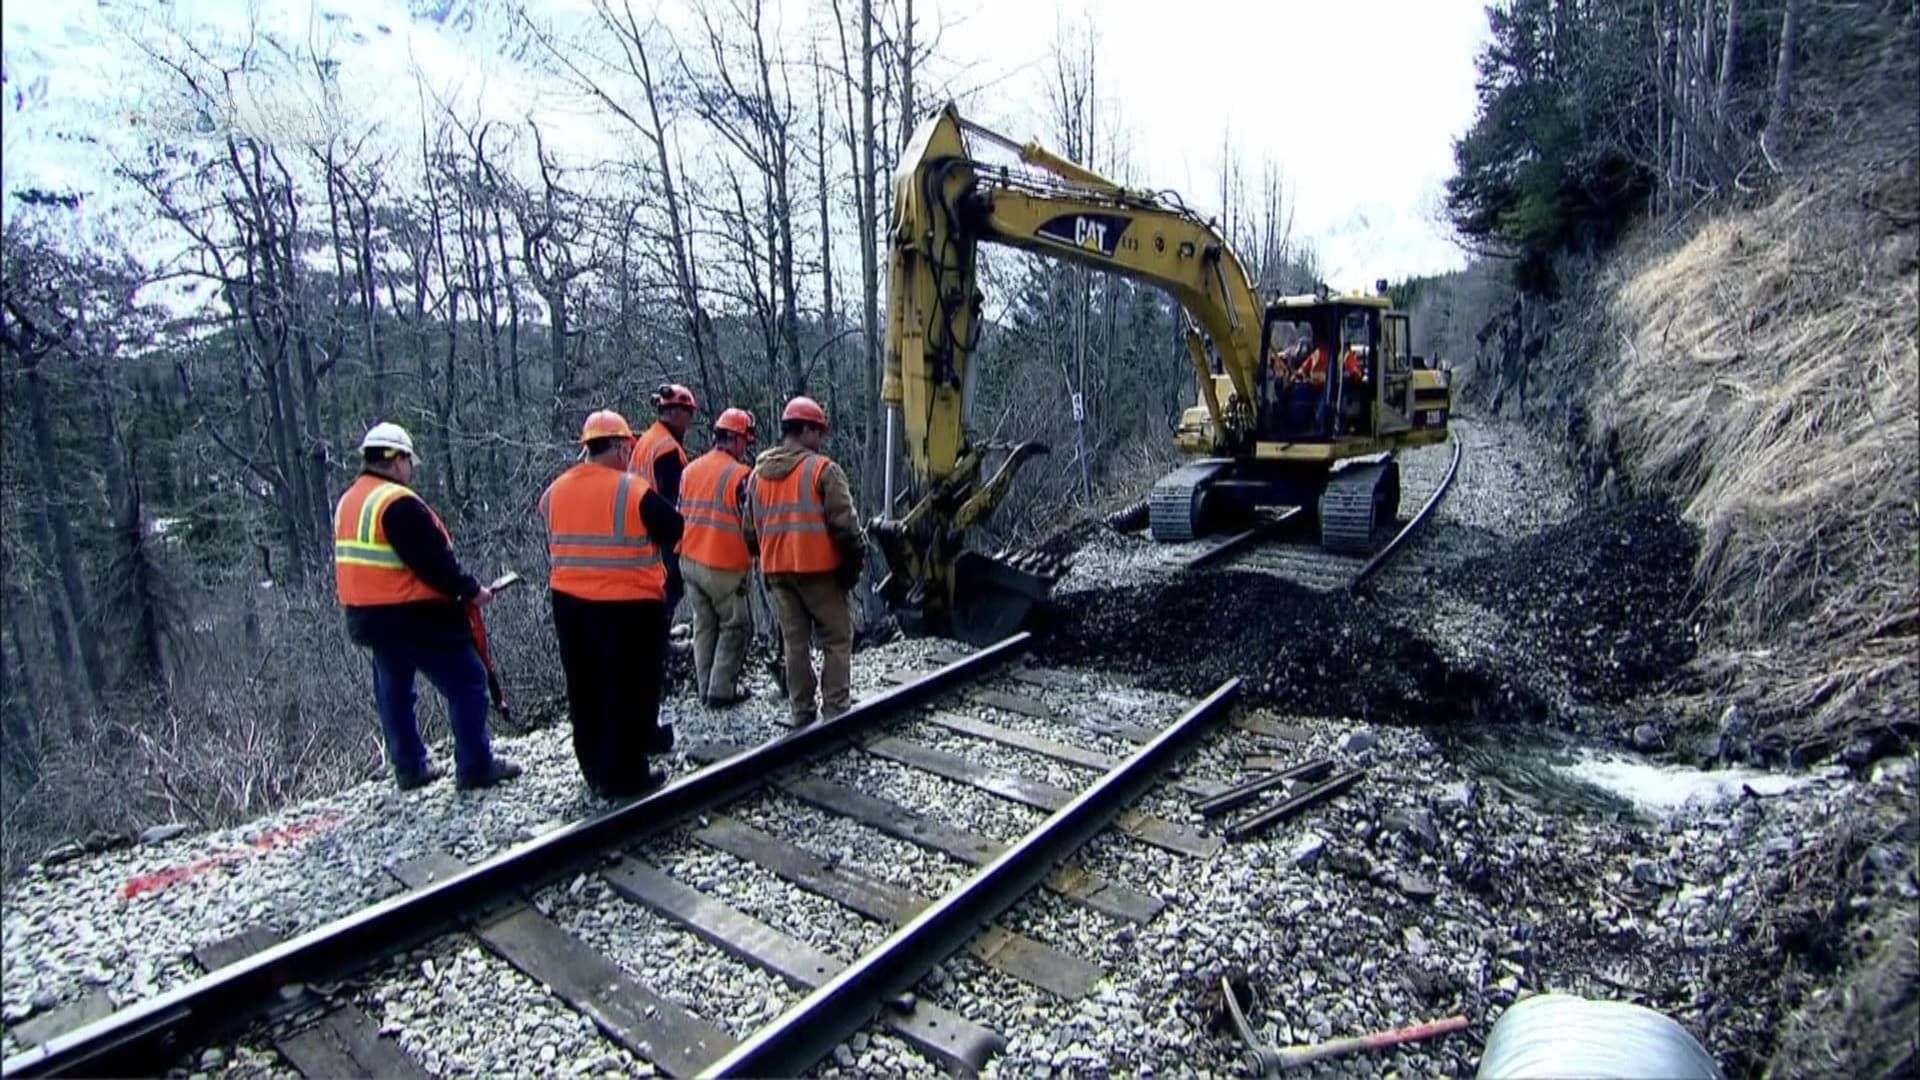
579, 409, 635, 444
781, 396, 828, 430
714, 407, 757, 441
652, 383, 698, 412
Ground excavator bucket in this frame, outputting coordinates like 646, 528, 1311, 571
871, 439, 1064, 645
948, 547, 1069, 646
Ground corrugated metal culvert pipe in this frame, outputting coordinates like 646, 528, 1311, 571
1476, 993, 1723, 1079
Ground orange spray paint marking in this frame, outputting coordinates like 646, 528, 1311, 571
119, 812, 346, 900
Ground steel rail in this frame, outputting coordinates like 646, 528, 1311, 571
2, 634, 1033, 1079
1348, 439, 1463, 592
698, 677, 1244, 1078
1183, 507, 1304, 572
1192, 756, 1336, 818
1223, 767, 1366, 842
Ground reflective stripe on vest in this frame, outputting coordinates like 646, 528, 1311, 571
753, 453, 839, 574
679, 449, 751, 572
630, 421, 687, 497
333, 475, 451, 606
542, 463, 666, 601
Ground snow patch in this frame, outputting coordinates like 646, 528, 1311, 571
1557, 749, 1826, 816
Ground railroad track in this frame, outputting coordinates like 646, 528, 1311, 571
3, 636, 1246, 1079
1184, 441, 1463, 591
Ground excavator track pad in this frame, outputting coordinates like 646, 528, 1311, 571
948, 548, 1069, 646
1318, 457, 1401, 554
1149, 460, 1233, 542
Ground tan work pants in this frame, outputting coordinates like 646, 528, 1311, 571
767, 573, 853, 723
680, 557, 751, 701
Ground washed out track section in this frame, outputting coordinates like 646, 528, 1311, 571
3, 635, 1244, 1079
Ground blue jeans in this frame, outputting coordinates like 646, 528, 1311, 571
368, 637, 495, 783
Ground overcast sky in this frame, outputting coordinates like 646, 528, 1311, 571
2, 0, 1490, 299
924, 0, 1493, 288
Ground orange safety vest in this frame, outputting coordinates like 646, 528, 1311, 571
540, 462, 666, 601
629, 420, 687, 496
1301, 347, 1330, 389
1342, 350, 1365, 382
752, 453, 840, 575
679, 449, 751, 572
334, 474, 452, 606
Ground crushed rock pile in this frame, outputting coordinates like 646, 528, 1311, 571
1034, 498, 1699, 732
1449, 498, 1698, 701
1034, 571, 1533, 726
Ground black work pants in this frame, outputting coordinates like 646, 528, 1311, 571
550, 590, 668, 796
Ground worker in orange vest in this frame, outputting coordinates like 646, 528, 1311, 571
744, 397, 866, 726
1297, 341, 1364, 387
1299, 342, 1332, 388
334, 422, 521, 791
630, 383, 697, 620
542, 410, 685, 799
679, 407, 759, 708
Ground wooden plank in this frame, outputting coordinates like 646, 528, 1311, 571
692, 816, 1102, 999
967, 689, 1055, 719
879, 668, 935, 686
778, 773, 1164, 925
193, 926, 287, 972
1072, 710, 1161, 744
10, 992, 116, 1049
681, 742, 1161, 924
601, 859, 1004, 1073
927, 648, 973, 666
924, 711, 1226, 800
394, 853, 734, 1077
1246, 756, 1292, 773
193, 928, 427, 1079
278, 1008, 431, 1080
1007, 666, 1084, 689
866, 737, 1221, 859
1233, 716, 1310, 743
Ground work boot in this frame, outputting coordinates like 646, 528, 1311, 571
790, 710, 817, 728
396, 763, 446, 791
706, 690, 750, 709
597, 764, 669, 802
456, 757, 523, 791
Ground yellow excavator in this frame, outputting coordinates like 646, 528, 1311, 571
873, 103, 1452, 643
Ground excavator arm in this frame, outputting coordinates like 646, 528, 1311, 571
874, 103, 1267, 643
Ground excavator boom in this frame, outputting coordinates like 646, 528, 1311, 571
875, 103, 1451, 643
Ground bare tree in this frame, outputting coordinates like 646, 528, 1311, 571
0, 276, 108, 702
521, 1, 725, 407
514, 119, 594, 439
827, 0, 885, 512
686, 0, 805, 396
1767, 0, 1801, 140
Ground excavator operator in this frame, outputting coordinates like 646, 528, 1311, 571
1299, 340, 1331, 388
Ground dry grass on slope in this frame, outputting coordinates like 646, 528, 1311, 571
1597, 157, 1919, 762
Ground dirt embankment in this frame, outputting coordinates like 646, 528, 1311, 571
1460, 156, 1919, 769
1425, 133, 1919, 1077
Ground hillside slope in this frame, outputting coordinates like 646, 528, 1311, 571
1443, 135, 1919, 1079
1579, 157, 1918, 766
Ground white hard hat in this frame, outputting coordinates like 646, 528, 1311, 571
359, 422, 420, 463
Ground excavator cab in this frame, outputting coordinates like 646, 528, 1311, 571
1255, 301, 1383, 441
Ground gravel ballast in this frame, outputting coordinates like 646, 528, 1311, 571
7, 415, 1908, 1079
